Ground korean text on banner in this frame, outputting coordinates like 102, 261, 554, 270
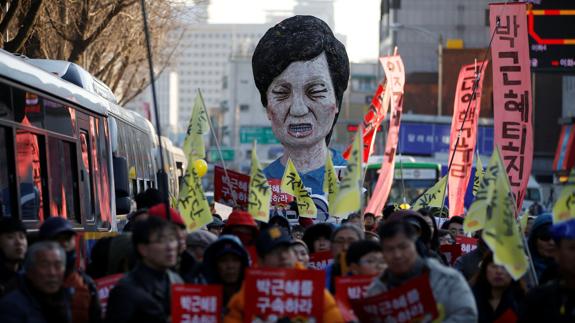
248, 143, 272, 222
214, 166, 250, 208
350, 273, 438, 322
95, 274, 124, 317
365, 54, 406, 215
183, 90, 209, 161
490, 2, 534, 211
335, 275, 376, 322
243, 268, 326, 323
323, 151, 339, 211
332, 128, 362, 219
343, 82, 391, 162
171, 284, 222, 323
552, 170, 575, 223
178, 161, 213, 231
412, 175, 447, 210
482, 149, 528, 280
308, 251, 335, 270
281, 159, 317, 218
464, 152, 500, 233
448, 61, 489, 217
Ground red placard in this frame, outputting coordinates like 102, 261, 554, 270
268, 179, 294, 206
350, 273, 438, 322
243, 268, 325, 323
335, 275, 376, 322
95, 273, 124, 317
456, 236, 478, 254
440, 244, 463, 266
308, 251, 334, 270
214, 166, 250, 208
171, 284, 222, 323
490, 2, 534, 211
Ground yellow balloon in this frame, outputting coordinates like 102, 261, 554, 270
193, 159, 208, 177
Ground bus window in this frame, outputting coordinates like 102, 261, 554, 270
48, 137, 79, 224
93, 117, 111, 229
15, 130, 45, 221
0, 83, 13, 120
0, 127, 15, 217
79, 130, 95, 222
44, 99, 75, 136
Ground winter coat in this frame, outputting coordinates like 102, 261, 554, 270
473, 285, 524, 323
454, 243, 488, 281
366, 258, 478, 323
64, 270, 102, 323
519, 280, 575, 323
105, 263, 183, 323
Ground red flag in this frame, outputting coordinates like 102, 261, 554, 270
343, 82, 390, 162
448, 61, 488, 217
490, 2, 534, 211
365, 55, 406, 215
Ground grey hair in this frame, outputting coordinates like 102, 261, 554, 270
23, 241, 65, 272
331, 223, 365, 241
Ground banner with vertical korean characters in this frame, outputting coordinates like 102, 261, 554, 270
448, 61, 489, 217
365, 54, 406, 215
243, 268, 325, 323
490, 2, 533, 211
171, 284, 222, 323
335, 275, 376, 322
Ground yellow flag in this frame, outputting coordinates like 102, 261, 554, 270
464, 151, 500, 233
281, 159, 317, 218
519, 209, 529, 233
412, 175, 447, 210
183, 91, 209, 160
248, 142, 272, 222
552, 170, 575, 223
332, 129, 362, 218
473, 152, 485, 196
177, 160, 213, 232
482, 149, 528, 280
323, 150, 339, 210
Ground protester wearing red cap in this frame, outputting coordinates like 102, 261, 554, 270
222, 210, 259, 247
148, 204, 186, 255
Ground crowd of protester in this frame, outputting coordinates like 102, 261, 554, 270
0, 188, 574, 322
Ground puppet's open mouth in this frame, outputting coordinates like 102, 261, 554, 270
288, 123, 312, 137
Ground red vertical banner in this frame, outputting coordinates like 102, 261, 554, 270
243, 268, 325, 323
490, 2, 534, 211
171, 284, 223, 323
365, 54, 406, 215
448, 61, 488, 217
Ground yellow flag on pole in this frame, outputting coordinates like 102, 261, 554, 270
412, 175, 447, 210
473, 152, 485, 196
323, 151, 339, 210
464, 151, 500, 233
183, 90, 209, 160
552, 170, 575, 223
332, 129, 363, 218
177, 160, 213, 232
281, 159, 317, 218
482, 149, 528, 280
248, 142, 272, 222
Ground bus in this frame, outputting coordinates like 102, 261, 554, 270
0, 49, 183, 233
364, 156, 442, 207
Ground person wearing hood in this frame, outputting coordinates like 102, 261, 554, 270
527, 213, 558, 284
0, 217, 27, 297
39, 217, 101, 323
224, 227, 345, 323
222, 210, 259, 263
202, 235, 249, 308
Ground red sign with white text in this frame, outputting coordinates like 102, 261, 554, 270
268, 179, 294, 206
214, 166, 250, 208
335, 275, 376, 322
456, 236, 478, 254
448, 61, 488, 217
350, 273, 438, 322
171, 284, 222, 323
308, 251, 334, 270
440, 244, 463, 266
490, 2, 534, 211
365, 55, 406, 215
95, 273, 124, 317
243, 268, 325, 323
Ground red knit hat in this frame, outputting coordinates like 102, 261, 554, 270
224, 210, 257, 228
148, 204, 185, 228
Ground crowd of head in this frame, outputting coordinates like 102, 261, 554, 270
0, 188, 574, 322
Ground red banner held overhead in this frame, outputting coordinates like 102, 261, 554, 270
335, 275, 376, 322
343, 82, 390, 162
171, 284, 222, 323
440, 244, 463, 266
95, 274, 124, 317
268, 179, 294, 206
308, 251, 334, 270
448, 61, 489, 217
490, 2, 534, 211
243, 268, 325, 323
365, 55, 406, 215
214, 166, 250, 208
456, 236, 479, 254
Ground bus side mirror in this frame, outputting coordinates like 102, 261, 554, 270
113, 156, 130, 214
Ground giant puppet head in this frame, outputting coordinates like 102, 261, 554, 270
252, 15, 349, 149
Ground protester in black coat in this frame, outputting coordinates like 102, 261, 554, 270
0, 217, 27, 297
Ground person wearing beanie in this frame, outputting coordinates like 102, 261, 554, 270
302, 223, 333, 254
224, 226, 345, 323
179, 230, 218, 283
346, 240, 386, 276
39, 216, 101, 323
222, 210, 259, 247
0, 217, 27, 297
290, 239, 310, 268
527, 213, 558, 284
206, 216, 225, 236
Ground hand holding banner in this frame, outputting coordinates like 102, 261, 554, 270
281, 159, 317, 218
248, 142, 272, 222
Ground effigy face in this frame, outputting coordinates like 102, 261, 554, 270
266, 52, 338, 149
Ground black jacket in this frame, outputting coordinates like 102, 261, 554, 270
473, 286, 524, 323
519, 280, 575, 323
105, 263, 183, 323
